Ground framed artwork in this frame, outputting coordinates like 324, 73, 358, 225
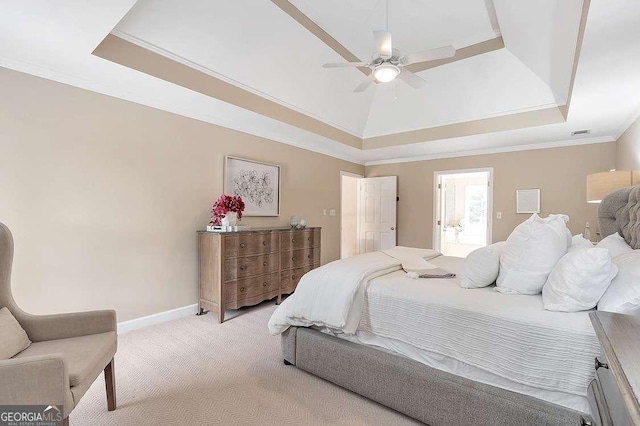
516, 188, 540, 214
224, 156, 280, 217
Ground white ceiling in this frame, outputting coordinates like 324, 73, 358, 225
0, 0, 639, 165
290, 0, 500, 59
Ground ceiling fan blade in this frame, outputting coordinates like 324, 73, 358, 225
398, 69, 427, 89
373, 30, 393, 58
323, 62, 369, 68
401, 45, 456, 66
354, 74, 375, 93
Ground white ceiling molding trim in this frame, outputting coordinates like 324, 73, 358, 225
614, 102, 640, 139
364, 136, 615, 166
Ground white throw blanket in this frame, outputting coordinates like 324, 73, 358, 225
268, 247, 441, 335
383, 247, 455, 278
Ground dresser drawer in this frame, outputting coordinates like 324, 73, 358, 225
224, 232, 279, 257
281, 247, 319, 270
281, 265, 314, 294
224, 253, 278, 281
596, 358, 632, 426
281, 229, 320, 251
225, 272, 279, 305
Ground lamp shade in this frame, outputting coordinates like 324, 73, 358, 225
586, 170, 635, 203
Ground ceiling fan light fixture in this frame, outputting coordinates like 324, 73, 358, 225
374, 64, 400, 83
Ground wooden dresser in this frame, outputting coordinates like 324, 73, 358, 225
198, 227, 321, 322
586, 311, 640, 426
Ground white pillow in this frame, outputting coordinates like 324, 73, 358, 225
598, 251, 640, 315
496, 214, 570, 295
596, 233, 633, 258
568, 234, 594, 252
460, 242, 506, 289
542, 248, 618, 312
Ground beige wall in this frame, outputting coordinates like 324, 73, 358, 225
366, 143, 616, 248
616, 115, 640, 171
0, 68, 363, 321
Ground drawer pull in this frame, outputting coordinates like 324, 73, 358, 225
240, 266, 245, 271
579, 416, 592, 426
594, 357, 609, 370
240, 287, 245, 293
292, 239, 296, 243
263, 262, 267, 267
307, 237, 311, 241
292, 257, 296, 261
292, 275, 296, 280
263, 282, 268, 287
263, 241, 268, 246
307, 254, 311, 259
240, 243, 246, 248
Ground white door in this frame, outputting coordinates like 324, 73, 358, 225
433, 169, 493, 257
359, 176, 397, 253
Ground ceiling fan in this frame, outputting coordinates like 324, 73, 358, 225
323, 30, 456, 93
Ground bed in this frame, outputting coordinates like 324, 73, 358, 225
271, 185, 640, 426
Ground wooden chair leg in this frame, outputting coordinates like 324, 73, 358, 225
63, 417, 69, 426
104, 358, 116, 411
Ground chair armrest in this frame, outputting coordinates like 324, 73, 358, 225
0, 354, 69, 414
20, 309, 117, 342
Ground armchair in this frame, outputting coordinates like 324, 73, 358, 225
0, 222, 117, 425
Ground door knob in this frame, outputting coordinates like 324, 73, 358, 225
391, 227, 395, 231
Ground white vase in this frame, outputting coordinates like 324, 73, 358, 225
222, 212, 238, 228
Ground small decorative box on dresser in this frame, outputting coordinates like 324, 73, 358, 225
197, 227, 321, 322
586, 311, 640, 426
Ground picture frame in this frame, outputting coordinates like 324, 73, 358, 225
224, 156, 280, 217
516, 188, 540, 214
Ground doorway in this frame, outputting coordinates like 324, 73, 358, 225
341, 173, 398, 258
341, 172, 362, 259
434, 168, 493, 257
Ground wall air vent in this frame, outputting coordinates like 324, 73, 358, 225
571, 129, 591, 136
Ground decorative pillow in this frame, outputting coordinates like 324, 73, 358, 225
0, 307, 31, 359
596, 232, 634, 258
460, 242, 506, 289
542, 248, 618, 312
496, 214, 570, 295
598, 251, 640, 315
568, 234, 594, 252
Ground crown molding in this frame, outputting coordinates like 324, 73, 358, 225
364, 135, 616, 166
614, 101, 640, 140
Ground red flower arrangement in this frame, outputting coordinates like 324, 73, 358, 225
210, 195, 245, 226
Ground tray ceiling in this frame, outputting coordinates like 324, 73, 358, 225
1, 0, 639, 164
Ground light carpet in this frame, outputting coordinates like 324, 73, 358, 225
70, 302, 421, 425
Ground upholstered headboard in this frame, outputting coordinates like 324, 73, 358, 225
598, 184, 640, 248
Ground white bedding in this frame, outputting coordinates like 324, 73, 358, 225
353, 255, 600, 412
268, 247, 440, 335
268, 252, 602, 413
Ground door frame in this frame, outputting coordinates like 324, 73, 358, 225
432, 167, 494, 253
340, 171, 364, 259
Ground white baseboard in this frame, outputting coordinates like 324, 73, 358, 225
117, 303, 199, 334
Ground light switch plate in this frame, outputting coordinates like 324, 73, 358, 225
329, 209, 336, 216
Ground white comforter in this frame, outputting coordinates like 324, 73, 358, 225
268, 250, 602, 412
268, 247, 440, 335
